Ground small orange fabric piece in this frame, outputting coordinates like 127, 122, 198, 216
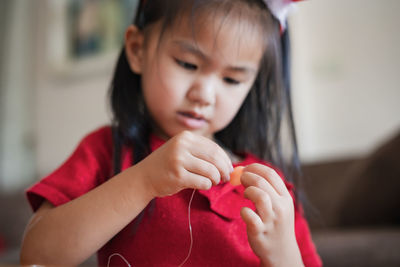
229, 166, 244, 186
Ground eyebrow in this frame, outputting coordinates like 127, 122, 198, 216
173, 40, 206, 59
172, 40, 257, 74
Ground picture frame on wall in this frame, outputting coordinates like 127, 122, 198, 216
45, 0, 138, 81
68, 0, 137, 59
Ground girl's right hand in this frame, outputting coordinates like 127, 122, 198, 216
133, 131, 233, 198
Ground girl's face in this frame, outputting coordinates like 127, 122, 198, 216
126, 13, 264, 140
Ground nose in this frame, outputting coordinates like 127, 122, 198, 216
186, 77, 216, 106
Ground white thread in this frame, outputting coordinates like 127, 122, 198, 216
107, 253, 131, 267
107, 189, 196, 267
178, 189, 196, 267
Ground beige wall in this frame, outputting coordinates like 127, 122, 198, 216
290, 0, 400, 162
33, 1, 112, 178
0, 0, 36, 190
34, 76, 111, 178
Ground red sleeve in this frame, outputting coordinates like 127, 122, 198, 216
26, 126, 114, 212
295, 205, 323, 267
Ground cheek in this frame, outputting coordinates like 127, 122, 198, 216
142, 57, 191, 114
162, 54, 192, 88
215, 89, 250, 128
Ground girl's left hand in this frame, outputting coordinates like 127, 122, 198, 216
240, 164, 304, 267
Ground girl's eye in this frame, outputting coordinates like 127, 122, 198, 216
223, 77, 240, 85
176, 59, 198, 70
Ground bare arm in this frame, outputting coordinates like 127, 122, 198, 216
20, 132, 232, 266
20, 165, 154, 266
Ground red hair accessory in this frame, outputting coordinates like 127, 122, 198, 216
264, 0, 303, 29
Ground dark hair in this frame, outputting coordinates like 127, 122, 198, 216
109, 0, 302, 203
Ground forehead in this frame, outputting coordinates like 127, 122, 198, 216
160, 7, 265, 66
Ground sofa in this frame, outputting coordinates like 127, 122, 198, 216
302, 130, 400, 267
0, 131, 399, 266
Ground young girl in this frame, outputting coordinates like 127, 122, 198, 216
21, 0, 322, 266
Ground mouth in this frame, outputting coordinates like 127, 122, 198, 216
177, 111, 208, 129
178, 111, 206, 121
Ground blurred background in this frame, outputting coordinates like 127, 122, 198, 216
0, 0, 399, 266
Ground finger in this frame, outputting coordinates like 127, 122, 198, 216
184, 154, 221, 185
190, 136, 233, 182
244, 186, 274, 222
244, 164, 289, 196
182, 170, 213, 190
241, 171, 280, 202
240, 207, 264, 235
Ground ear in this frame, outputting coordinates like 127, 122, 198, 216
125, 25, 145, 74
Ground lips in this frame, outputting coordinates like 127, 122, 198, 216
177, 111, 208, 129
179, 111, 205, 120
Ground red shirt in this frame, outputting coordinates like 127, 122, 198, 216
26, 126, 322, 267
